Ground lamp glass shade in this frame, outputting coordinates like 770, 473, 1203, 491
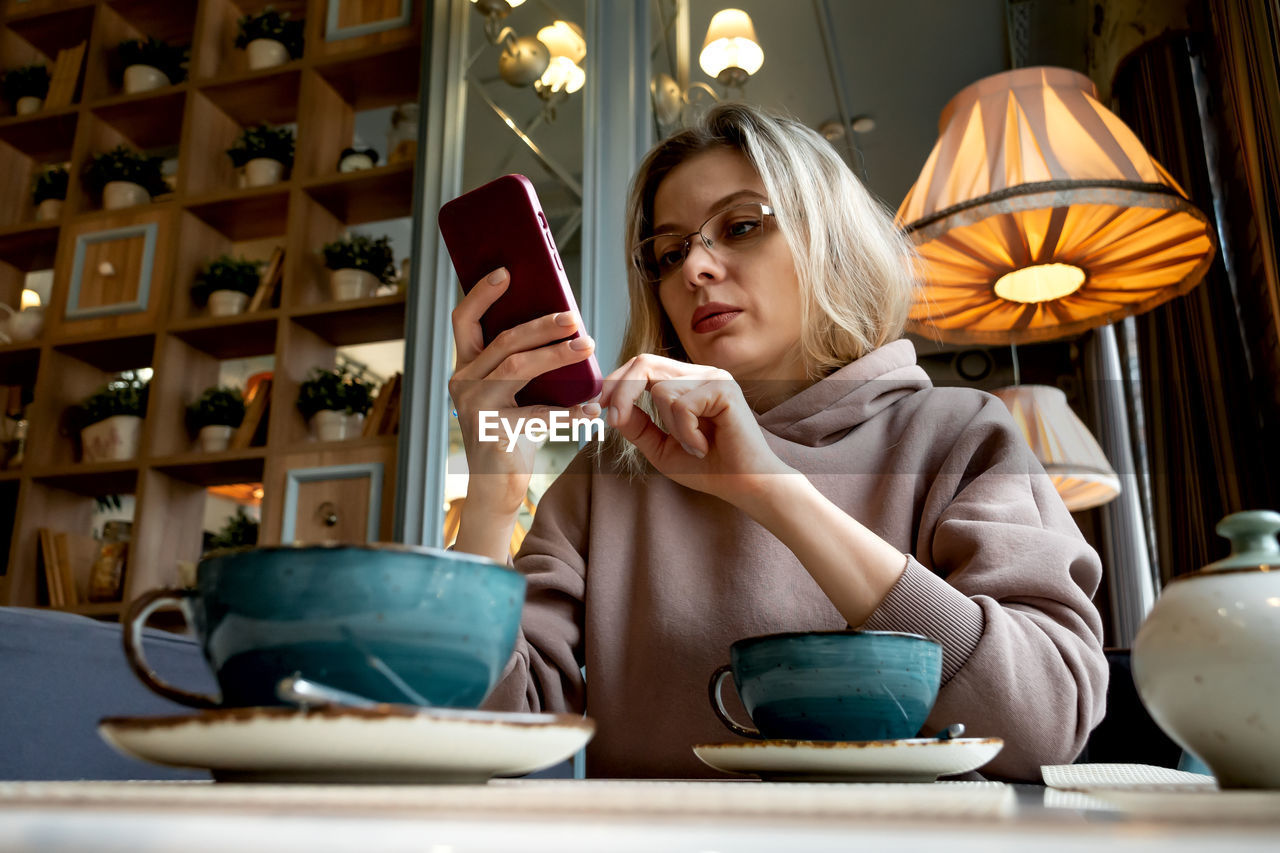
539, 55, 585, 94
699, 9, 763, 79
898, 67, 1215, 345
991, 384, 1120, 511
20, 288, 41, 309
537, 20, 586, 64
470, 0, 527, 7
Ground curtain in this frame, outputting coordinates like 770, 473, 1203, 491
1108, 2, 1280, 583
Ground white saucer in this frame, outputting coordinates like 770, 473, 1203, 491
693, 737, 1004, 782
99, 705, 594, 784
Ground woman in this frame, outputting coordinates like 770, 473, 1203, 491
448, 103, 1108, 780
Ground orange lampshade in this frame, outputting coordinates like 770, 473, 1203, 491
991, 384, 1120, 511
898, 67, 1216, 345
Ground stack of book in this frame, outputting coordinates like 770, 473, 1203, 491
362, 372, 402, 437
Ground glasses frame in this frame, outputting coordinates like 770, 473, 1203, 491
633, 201, 776, 285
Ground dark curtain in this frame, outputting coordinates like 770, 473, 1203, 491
1109, 0, 1280, 583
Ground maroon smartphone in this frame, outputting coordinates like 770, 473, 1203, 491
438, 174, 603, 408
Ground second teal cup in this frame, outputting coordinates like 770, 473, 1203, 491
709, 630, 943, 741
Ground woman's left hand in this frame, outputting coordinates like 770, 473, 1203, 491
599, 354, 793, 506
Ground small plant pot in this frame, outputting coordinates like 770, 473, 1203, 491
80, 414, 142, 463
208, 289, 249, 317
244, 157, 285, 187
123, 64, 169, 94
197, 424, 233, 453
330, 268, 378, 301
103, 180, 150, 210
246, 38, 290, 70
35, 198, 62, 221
312, 409, 363, 442
16, 96, 42, 115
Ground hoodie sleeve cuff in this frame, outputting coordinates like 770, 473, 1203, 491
858, 555, 985, 684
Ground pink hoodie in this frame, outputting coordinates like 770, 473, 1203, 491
483, 339, 1108, 780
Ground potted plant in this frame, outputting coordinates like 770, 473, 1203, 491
235, 7, 304, 70
207, 507, 259, 552
226, 123, 294, 187
186, 386, 245, 453
84, 145, 166, 210
191, 255, 262, 316
32, 166, 68, 221
321, 234, 395, 301
118, 36, 189, 94
3, 64, 50, 115
71, 376, 149, 463
296, 366, 373, 441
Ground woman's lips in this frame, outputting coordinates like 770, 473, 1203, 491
693, 310, 742, 334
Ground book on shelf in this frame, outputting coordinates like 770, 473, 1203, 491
229, 378, 271, 450
380, 373, 402, 436
362, 372, 401, 437
44, 41, 87, 109
247, 247, 285, 313
37, 528, 63, 607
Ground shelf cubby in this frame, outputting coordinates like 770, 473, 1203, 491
71, 112, 179, 213
291, 292, 404, 347
82, 1, 195, 103
5, 477, 97, 607
171, 205, 286, 323
0, 221, 58, 309
191, 0, 307, 81
0, 341, 39, 385
180, 83, 298, 197
302, 160, 413, 224
169, 312, 279, 359
151, 446, 266, 486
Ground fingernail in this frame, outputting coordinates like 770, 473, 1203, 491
582, 402, 602, 417
679, 441, 705, 459
555, 311, 576, 327
487, 268, 508, 285
569, 336, 593, 351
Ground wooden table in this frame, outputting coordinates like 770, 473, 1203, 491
1, 779, 1277, 852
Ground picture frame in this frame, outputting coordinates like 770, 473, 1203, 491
280, 461, 384, 542
65, 223, 158, 320
324, 0, 412, 42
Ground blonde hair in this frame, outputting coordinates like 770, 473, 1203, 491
601, 102, 919, 473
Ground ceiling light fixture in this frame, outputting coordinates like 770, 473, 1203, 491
651, 7, 763, 129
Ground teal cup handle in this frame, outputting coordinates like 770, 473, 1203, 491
708, 664, 763, 739
122, 587, 221, 710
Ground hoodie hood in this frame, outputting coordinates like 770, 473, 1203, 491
756, 339, 932, 447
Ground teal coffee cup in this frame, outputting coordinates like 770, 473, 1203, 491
709, 630, 943, 741
123, 544, 525, 710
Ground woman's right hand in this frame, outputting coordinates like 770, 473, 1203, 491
448, 267, 599, 522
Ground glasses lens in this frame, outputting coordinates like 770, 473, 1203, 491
635, 235, 687, 282
708, 203, 769, 249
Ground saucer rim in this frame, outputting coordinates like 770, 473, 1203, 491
99, 705, 595, 733
692, 736, 1003, 751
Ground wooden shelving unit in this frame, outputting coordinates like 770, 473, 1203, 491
0, 0, 422, 614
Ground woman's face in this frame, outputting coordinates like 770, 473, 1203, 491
651, 148, 807, 391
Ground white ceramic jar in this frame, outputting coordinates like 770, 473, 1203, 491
246, 38, 289, 70
197, 424, 233, 453
103, 180, 150, 210
312, 409, 363, 441
80, 414, 142, 463
1132, 510, 1280, 788
330, 268, 378, 301
208, 290, 248, 317
244, 157, 285, 187
35, 198, 62, 221
123, 64, 169, 94
16, 96, 41, 115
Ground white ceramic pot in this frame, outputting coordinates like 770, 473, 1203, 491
208, 290, 249, 317
330, 268, 378, 301
123, 64, 169, 94
1132, 511, 1280, 789
197, 424, 233, 453
244, 157, 285, 187
246, 38, 289, 70
0, 304, 43, 341
35, 198, 62, 221
103, 180, 150, 210
80, 414, 142, 463
16, 96, 42, 115
312, 409, 363, 442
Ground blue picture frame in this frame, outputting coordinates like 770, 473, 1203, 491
65, 223, 158, 320
281, 462, 384, 542
324, 0, 411, 42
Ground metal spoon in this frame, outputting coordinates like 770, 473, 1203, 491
935, 723, 966, 740
276, 673, 383, 710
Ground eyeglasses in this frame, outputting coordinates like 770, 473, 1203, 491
632, 201, 775, 284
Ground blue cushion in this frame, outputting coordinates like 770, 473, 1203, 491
0, 607, 216, 780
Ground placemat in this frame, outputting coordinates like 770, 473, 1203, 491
1041, 763, 1216, 791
